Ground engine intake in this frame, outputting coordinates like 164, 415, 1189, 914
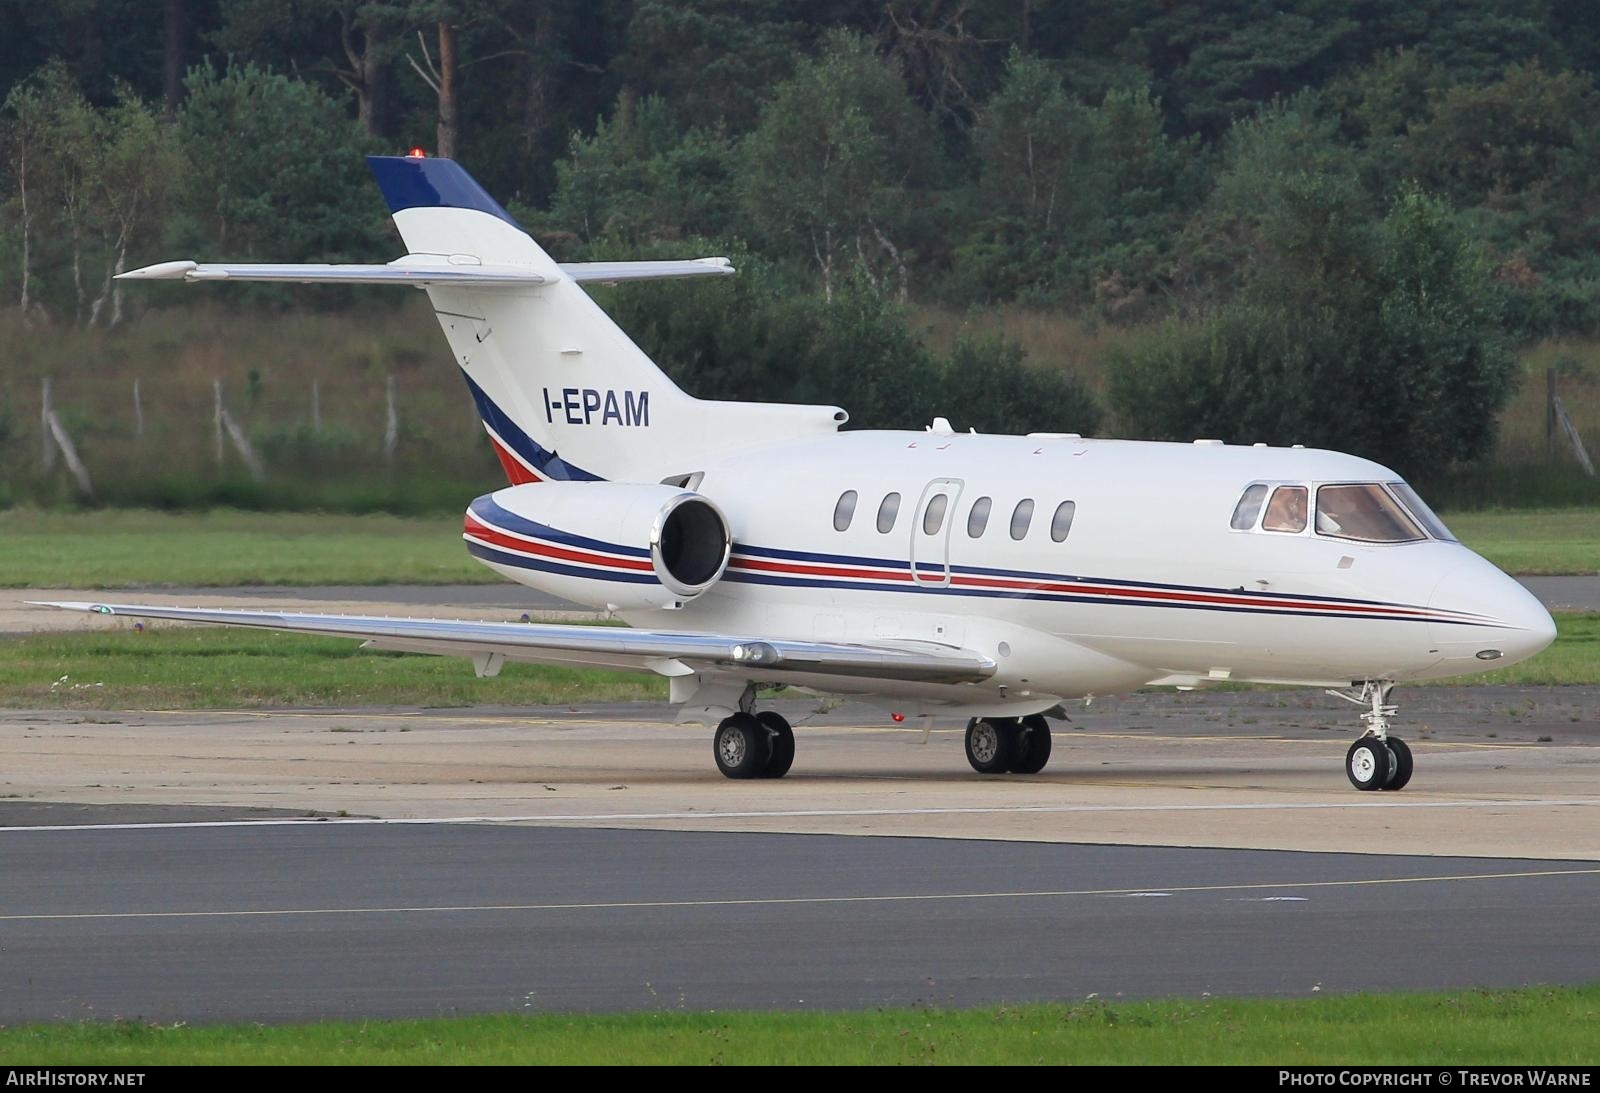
465, 482, 732, 611
652, 493, 730, 596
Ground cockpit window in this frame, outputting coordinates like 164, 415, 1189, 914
1230, 484, 1268, 530
1262, 485, 1308, 533
1387, 481, 1456, 541
1315, 484, 1426, 543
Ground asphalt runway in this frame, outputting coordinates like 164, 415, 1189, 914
3, 823, 1597, 1024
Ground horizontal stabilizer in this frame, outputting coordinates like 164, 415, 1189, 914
115, 259, 549, 287
117, 257, 735, 287
561, 258, 734, 283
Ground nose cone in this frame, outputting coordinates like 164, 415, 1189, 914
1429, 558, 1557, 671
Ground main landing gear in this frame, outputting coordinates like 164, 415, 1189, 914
964, 715, 1053, 775
712, 710, 795, 779
1329, 680, 1413, 791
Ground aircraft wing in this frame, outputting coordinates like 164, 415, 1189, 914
32, 602, 995, 685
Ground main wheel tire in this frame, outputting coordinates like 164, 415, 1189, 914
756, 711, 795, 779
1381, 735, 1413, 791
965, 717, 1018, 775
1346, 735, 1393, 791
1011, 714, 1053, 774
713, 713, 771, 779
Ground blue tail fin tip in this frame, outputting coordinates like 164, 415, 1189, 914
365, 155, 521, 229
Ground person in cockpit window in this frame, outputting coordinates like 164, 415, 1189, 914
1262, 485, 1308, 533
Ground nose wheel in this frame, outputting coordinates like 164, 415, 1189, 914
1331, 681, 1413, 791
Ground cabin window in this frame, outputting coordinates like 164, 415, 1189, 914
1010, 499, 1035, 541
832, 490, 858, 532
1050, 501, 1076, 542
923, 493, 948, 535
876, 492, 901, 533
1315, 484, 1425, 543
1261, 486, 1308, 534
1230, 484, 1268, 530
967, 496, 992, 538
1388, 481, 1456, 541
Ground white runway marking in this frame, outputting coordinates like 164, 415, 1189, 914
3, 868, 1595, 924
2, 796, 1598, 834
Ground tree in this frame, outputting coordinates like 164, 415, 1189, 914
177, 61, 383, 263
739, 31, 944, 300
2, 62, 106, 324
961, 51, 1195, 311
87, 85, 185, 325
615, 0, 808, 132
601, 249, 1098, 433
1402, 63, 1596, 208
544, 93, 738, 247
213, 0, 405, 138
1170, 97, 1367, 312
1108, 189, 1513, 475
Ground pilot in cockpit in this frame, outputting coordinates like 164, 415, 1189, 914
1262, 485, 1308, 533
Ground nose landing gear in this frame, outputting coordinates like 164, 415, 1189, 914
1330, 680, 1413, 791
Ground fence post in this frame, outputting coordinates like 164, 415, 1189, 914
1547, 367, 1556, 466
385, 373, 398, 464
311, 379, 321, 433
133, 377, 144, 440
44, 413, 94, 496
213, 378, 225, 467
38, 377, 92, 496
41, 376, 54, 470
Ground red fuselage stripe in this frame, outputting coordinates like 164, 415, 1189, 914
464, 514, 653, 572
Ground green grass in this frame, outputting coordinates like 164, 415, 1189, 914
1446, 508, 1599, 575
1461, 612, 1600, 686
2, 988, 1598, 1064
0, 507, 484, 587
0, 614, 1591, 711
0, 629, 662, 708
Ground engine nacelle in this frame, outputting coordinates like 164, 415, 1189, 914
464, 482, 731, 610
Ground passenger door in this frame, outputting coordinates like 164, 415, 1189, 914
910, 478, 963, 587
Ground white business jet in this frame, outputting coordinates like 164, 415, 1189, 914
43, 154, 1556, 791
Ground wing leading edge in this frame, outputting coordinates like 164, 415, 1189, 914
32, 602, 996, 685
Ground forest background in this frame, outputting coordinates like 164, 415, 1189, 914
2, 0, 1597, 512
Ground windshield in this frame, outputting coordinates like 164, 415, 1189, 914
1387, 481, 1456, 541
1230, 484, 1268, 530
1315, 484, 1426, 543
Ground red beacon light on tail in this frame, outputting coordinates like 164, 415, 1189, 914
406, 147, 427, 158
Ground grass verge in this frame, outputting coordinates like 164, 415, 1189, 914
0, 508, 486, 588
0, 615, 1591, 710
1459, 612, 1599, 686
2, 987, 1598, 1064
1444, 509, 1599, 576
0, 629, 662, 709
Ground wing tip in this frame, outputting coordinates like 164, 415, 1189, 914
115, 260, 197, 282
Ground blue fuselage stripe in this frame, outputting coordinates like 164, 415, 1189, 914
466, 542, 659, 584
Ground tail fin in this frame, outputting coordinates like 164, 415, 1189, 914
366, 155, 846, 484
